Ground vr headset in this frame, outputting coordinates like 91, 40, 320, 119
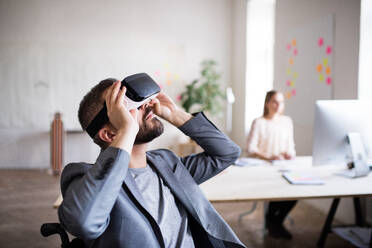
86, 73, 161, 139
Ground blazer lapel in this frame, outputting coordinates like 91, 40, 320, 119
146, 153, 201, 223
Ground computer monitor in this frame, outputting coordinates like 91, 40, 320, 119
312, 100, 372, 166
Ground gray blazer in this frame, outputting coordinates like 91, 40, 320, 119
58, 112, 245, 248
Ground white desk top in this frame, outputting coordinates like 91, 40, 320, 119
200, 156, 372, 202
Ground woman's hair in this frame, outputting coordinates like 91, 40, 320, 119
263, 90, 279, 117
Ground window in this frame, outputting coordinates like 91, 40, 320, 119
245, 0, 276, 133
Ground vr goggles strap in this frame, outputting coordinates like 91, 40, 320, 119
85, 73, 160, 139
86, 103, 109, 139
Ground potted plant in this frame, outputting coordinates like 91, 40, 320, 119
180, 60, 226, 117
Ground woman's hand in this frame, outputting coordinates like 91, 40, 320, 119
270, 154, 284, 160
283, 152, 293, 160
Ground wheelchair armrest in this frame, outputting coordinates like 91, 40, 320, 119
40, 223, 70, 245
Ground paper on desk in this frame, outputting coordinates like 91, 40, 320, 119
234, 157, 268, 166
272, 159, 302, 166
332, 227, 371, 248
282, 172, 325, 185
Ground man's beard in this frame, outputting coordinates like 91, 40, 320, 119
134, 110, 164, 144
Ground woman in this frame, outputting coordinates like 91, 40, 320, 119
246, 90, 297, 240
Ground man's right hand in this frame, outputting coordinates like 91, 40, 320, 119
105, 81, 139, 152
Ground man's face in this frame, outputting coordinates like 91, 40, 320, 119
134, 101, 164, 144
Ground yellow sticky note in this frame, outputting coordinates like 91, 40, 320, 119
323, 58, 328, 66
290, 81, 295, 87
319, 74, 324, 82
293, 72, 298, 79
174, 74, 180, 80
286, 68, 291, 76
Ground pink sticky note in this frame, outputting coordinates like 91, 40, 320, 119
326, 77, 332, 85
286, 43, 291, 51
155, 71, 160, 76
326, 46, 332, 55
318, 37, 324, 47
176, 94, 182, 102
286, 80, 291, 86
292, 89, 296, 96
293, 48, 298, 56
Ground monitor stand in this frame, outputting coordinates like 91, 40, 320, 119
337, 133, 370, 178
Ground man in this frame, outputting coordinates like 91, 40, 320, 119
58, 77, 245, 248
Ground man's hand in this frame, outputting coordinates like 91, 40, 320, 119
106, 81, 139, 152
152, 91, 192, 127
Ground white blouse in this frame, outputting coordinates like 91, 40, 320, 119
246, 115, 296, 158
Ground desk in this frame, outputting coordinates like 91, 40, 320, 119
200, 156, 372, 247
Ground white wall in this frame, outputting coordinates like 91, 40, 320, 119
0, 0, 233, 168
274, 0, 361, 224
230, 0, 248, 149
358, 0, 372, 225
274, 0, 360, 156
358, 0, 372, 100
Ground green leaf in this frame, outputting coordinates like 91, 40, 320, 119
179, 59, 225, 117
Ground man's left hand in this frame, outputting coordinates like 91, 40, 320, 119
152, 91, 192, 127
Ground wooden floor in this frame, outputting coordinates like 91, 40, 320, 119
0, 169, 353, 248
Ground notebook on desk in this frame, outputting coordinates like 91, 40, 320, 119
234, 157, 268, 166
282, 172, 325, 185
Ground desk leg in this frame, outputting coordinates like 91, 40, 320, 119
263, 202, 268, 237
353, 197, 364, 226
316, 198, 340, 248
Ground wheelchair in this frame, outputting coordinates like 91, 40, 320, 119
40, 223, 85, 248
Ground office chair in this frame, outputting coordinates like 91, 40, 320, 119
238, 202, 295, 237
40, 223, 85, 248
238, 201, 258, 222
